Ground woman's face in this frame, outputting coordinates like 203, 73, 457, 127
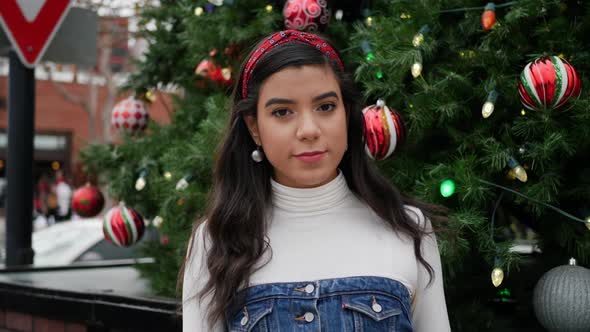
244, 64, 348, 188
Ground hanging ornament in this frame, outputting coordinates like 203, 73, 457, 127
440, 179, 456, 198
482, 90, 498, 118
481, 3, 496, 31
103, 203, 145, 247
518, 56, 581, 111
533, 258, 590, 331
71, 183, 105, 218
283, 0, 331, 32
507, 156, 527, 182
362, 99, 406, 160
111, 97, 149, 135
195, 58, 233, 87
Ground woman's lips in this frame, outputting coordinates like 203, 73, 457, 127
294, 151, 325, 163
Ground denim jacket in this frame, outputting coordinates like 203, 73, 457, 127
225, 276, 413, 332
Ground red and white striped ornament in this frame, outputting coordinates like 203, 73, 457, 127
362, 99, 406, 160
103, 203, 145, 247
518, 56, 581, 111
111, 97, 150, 134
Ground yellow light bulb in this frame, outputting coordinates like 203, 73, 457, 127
521, 109, 526, 116
51, 161, 61, 171
135, 176, 146, 191
400, 13, 411, 19
265, 5, 273, 12
513, 166, 528, 182
194, 7, 203, 16
585, 217, 590, 231
222, 68, 231, 80
366, 17, 373, 26
482, 101, 494, 118
164, 171, 172, 180
412, 33, 424, 47
491, 267, 504, 287
411, 62, 422, 78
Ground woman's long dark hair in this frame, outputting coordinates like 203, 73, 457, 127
179, 38, 447, 328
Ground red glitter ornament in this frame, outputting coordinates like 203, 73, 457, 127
283, 0, 331, 32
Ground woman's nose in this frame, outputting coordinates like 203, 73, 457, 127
295, 112, 321, 141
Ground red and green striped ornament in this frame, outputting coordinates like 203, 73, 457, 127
103, 203, 145, 247
518, 56, 581, 111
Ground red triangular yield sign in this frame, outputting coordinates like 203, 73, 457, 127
0, 0, 72, 68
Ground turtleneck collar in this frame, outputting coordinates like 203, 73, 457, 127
270, 170, 351, 214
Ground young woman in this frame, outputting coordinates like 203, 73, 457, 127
182, 30, 451, 332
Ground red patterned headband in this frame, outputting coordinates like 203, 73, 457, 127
241, 30, 344, 99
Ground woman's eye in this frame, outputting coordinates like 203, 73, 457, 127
271, 109, 291, 117
318, 103, 336, 112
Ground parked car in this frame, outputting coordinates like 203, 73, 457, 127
0, 218, 156, 268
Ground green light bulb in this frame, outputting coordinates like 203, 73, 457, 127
366, 52, 375, 61
376, 71, 383, 79
440, 179, 456, 197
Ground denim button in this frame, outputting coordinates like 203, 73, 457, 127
305, 284, 315, 293
372, 302, 383, 313
304, 312, 315, 322
240, 316, 248, 326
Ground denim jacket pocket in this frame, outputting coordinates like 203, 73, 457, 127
226, 299, 273, 332
342, 293, 406, 331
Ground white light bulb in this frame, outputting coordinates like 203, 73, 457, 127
335, 10, 343, 21
411, 62, 422, 78
135, 176, 146, 191
482, 101, 495, 118
176, 178, 189, 191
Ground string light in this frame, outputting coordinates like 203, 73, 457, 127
265, 5, 273, 12
366, 16, 373, 26
482, 90, 498, 118
411, 62, 422, 78
176, 174, 194, 191
194, 7, 204, 16
585, 217, 590, 231
507, 156, 527, 182
335, 9, 343, 21
361, 40, 375, 62
400, 12, 412, 19
135, 168, 149, 191
412, 25, 430, 47
164, 171, 172, 180
440, 179, 456, 197
520, 109, 526, 116
153, 216, 164, 228
491, 266, 504, 287
481, 3, 496, 31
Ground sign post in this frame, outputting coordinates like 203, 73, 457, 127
0, 0, 72, 266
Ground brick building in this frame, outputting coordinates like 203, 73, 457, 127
0, 75, 172, 187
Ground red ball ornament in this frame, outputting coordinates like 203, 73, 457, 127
195, 58, 232, 87
518, 56, 581, 111
111, 97, 149, 135
481, 3, 496, 31
362, 99, 406, 160
283, 0, 331, 32
71, 183, 105, 218
103, 203, 145, 247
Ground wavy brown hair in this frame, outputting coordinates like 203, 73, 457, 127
179, 37, 447, 328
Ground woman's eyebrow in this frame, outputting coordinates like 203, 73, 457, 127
264, 91, 339, 108
312, 91, 338, 102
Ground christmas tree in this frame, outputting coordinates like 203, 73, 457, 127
81, 1, 590, 330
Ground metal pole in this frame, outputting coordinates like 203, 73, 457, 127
5, 50, 35, 266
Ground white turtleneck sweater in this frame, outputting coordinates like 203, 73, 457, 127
183, 172, 451, 331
